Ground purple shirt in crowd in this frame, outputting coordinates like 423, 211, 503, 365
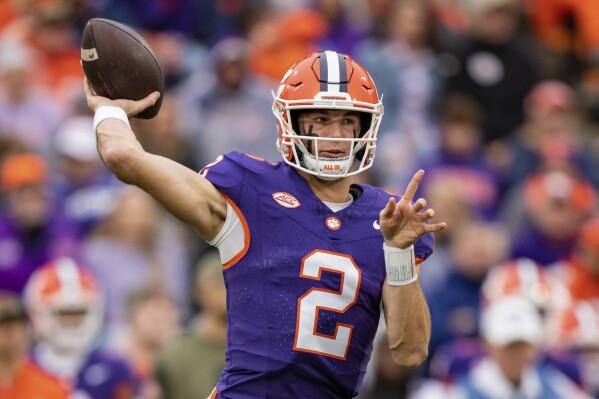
0, 214, 79, 293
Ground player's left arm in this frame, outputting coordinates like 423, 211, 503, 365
379, 170, 446, 368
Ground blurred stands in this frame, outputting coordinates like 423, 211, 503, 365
1, 0, 598, 397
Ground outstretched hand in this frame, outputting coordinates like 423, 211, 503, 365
379, 169, 447, 249
83, 77, 160, 118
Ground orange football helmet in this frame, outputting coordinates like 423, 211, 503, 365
23, 258, 104, 352
272, 50, 384, 180
547, 301, 599, 350
482, 258, 571, 312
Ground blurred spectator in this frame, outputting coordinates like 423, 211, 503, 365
24, 258, 138, 398
526, 0, 599, 122
430, 0, 472, 37
98, 0, 199, 37
359, 333, 416, 399
550, 216, 599, 304
248, 9, 328, 82
156, 251, 227, 399
547, 301, 599, 397
526, 0, 599, 80
421, 258, 574, 391
82, 187, 192, 336
176, 37, 279, 165
0, 291, 69, 398
1, 1, 94, 106
314, 0, 371, 55
144, 31, 208, 89
24, 3, 85, 109
425, 220, 509, 373
417, 93, 500, 218
482, 257, 572, 313
0, 153, 78, 293
131, 94, 199, 170
113, 287, 180, 399
265, 0, 313, 14
505, 167, 596, 265
0, 136, 26, 181
496, 80, 599, 190
51, 115, 123, 236
452, 295, 591, 398
97, 0, 261, 43
443, 0, 540, 143
358, 0, 444, 188
0, 39, 65, 154
416, 177, 478, 295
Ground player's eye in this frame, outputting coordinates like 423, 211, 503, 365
343, 117, 360, 126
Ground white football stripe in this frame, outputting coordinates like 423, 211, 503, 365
56, 258, 82, 294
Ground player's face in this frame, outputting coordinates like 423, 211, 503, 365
297, 110, 361, 157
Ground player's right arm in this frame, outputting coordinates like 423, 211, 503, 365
83, 78, 227, 240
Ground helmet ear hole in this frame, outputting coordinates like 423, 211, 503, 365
359, 113, 372, 137
289, 110, 307, 160
290, 110, 302, 134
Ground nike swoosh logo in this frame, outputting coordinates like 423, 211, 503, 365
373, 220, 380, 230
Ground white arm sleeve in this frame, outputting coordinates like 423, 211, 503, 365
207, 202, 246, 265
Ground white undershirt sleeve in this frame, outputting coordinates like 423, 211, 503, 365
207, 202, 246, 265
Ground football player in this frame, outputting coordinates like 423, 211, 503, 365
23, 258, 137, 399
83, 50, 446, 398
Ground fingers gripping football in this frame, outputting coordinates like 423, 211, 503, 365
84, 78, 160, 118
379, 170, 446, 249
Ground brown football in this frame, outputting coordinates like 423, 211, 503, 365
81, 18, 164, 119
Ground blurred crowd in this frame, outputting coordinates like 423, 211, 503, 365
1, 0, 599, 398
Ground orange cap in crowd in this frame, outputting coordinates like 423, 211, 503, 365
0, 153, 48, 190
578, 216, 599, 250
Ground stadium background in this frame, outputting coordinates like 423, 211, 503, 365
1, 0, 599, 397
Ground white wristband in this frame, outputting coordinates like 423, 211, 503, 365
93, 106, 130, 132
384, 243, 417, 286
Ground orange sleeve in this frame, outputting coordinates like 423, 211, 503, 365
12, 360, 71, 399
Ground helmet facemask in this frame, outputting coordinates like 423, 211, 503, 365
40, 303, 103, 354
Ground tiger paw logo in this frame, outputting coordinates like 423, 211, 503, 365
326, 216, 341, 231
272, 192, 301, 209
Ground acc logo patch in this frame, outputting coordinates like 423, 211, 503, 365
272, 192, 301, 209
326, 216, 341, 231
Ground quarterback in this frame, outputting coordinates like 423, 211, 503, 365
84, 50, 446, 398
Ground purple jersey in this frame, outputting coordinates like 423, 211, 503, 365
202, 152, 434, 399
31, 348, 137, 399
73, 349, 137, 399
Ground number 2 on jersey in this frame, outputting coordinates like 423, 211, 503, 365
293, 250, 361, 360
